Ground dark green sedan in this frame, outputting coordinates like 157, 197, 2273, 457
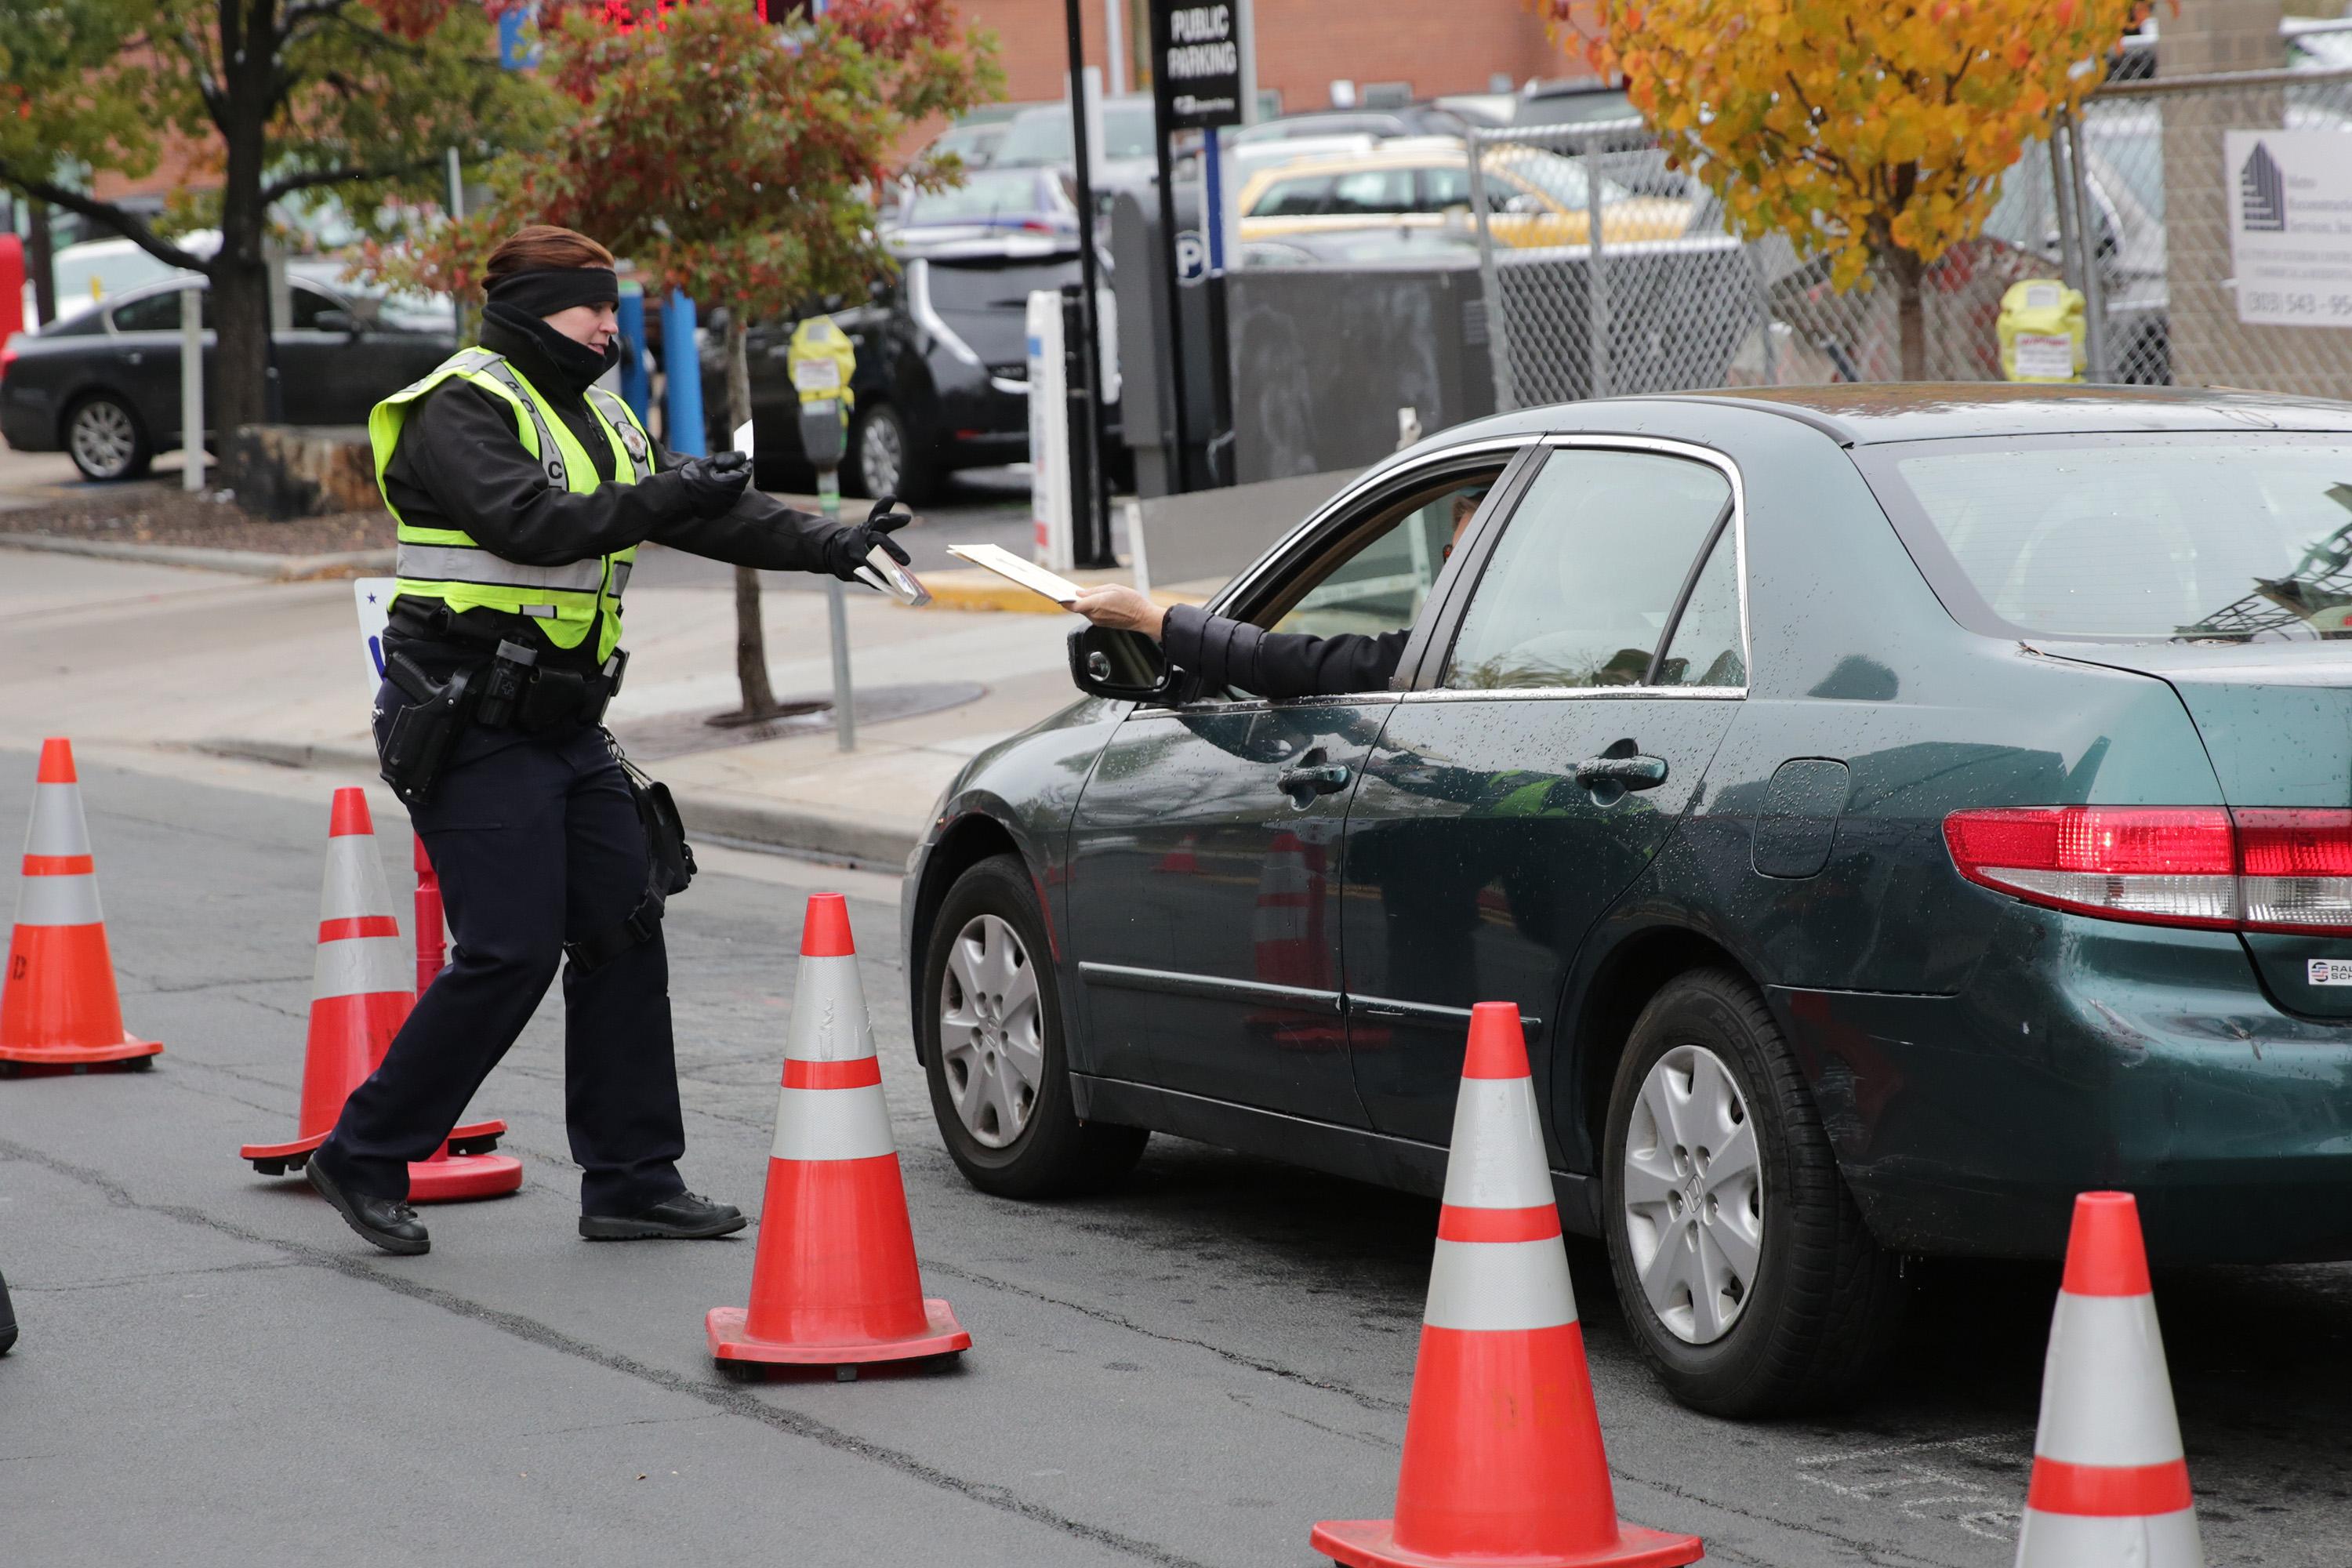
899, 384, 2352, 1415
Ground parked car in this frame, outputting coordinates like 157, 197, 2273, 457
1236, 139, 1693, 249
903, 383, 2352, 1416
1229, 104, 1472, 145
991, 96, 1162, 187
887, 166, 1081, 249
1, 265, 455, 481
706, 243, 1118, 503
25, 231, 223, 328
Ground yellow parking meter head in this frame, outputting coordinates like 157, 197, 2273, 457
1998, 279, 2087, 383
786, 315, 858, 414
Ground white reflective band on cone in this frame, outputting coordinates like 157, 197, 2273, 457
784, 956, 878, 1062
2015, 1508, 2203, 1568
15, 872, 102, 927
319, 841, 395, 924
314, 935, 412, 1001
2034, 1294, 2187, 1466
22, 783, 92, 857
1423, 1238, 1579, 1331
770, 1082, 895, 1162
1441, 1076, 1555, 1209
1260, 858, 1312, 897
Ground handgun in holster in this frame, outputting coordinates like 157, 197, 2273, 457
377, 654, 475, 807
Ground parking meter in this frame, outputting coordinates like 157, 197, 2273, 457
785, 313, 861, 750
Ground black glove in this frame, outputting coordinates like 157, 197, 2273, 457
823, 493, 915, 582
675, 449, 752, 518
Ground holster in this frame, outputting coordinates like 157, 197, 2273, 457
563, 737, 697, 975
377, 655, 475, 808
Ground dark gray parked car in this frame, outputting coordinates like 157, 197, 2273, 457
0, 267, 456, 481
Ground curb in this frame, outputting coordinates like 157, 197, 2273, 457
0, 532, 392, 580
193, 736, 919, 869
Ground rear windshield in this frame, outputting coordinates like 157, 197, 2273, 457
1869, 435, 2352, 642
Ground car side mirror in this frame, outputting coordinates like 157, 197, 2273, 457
314, 308, 358, 336
1067, 625, 1174, 702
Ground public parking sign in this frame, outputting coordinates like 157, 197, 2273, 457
1150, 2, 1244, 131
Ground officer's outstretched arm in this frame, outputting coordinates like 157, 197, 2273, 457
412, 381, 703, 567
641, 437, 885, 578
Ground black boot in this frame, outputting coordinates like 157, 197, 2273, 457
0, 1265, 16, 1356
579, 1191, 746, 1240
308, 1155, 430, 1255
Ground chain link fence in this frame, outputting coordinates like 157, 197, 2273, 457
1469, 64, 2352, 408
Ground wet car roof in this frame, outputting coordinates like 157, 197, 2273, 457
1642, 383, 2352, 445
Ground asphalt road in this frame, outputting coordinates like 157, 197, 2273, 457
3, 754, 2348, 1567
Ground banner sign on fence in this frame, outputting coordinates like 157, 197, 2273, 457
2225, 130, 2352, 328
1150, 2, 1244, 131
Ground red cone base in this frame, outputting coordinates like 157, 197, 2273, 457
0, 1032, 160, 1069
1312, 1520, 1704, 1568
706, 1298, 969, 1367
239, 1122, 517, 1199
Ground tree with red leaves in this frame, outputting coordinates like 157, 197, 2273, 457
371, 0, 998, 719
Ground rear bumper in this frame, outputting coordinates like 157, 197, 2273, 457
1, 394, 55, 453
1777, 919, 2352, 1264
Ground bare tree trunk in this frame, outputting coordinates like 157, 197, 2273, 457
212, 0, 278, 491
25, 199, 54, 326
725, 310, 781, 720
1892, 248, 1929, 382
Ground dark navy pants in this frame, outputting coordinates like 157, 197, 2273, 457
318, 703, 687, 1215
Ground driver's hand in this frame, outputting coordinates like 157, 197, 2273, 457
1070, 584, 1167, 640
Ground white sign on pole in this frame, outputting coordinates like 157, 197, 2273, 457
1025, 290, 1074, 573
2224, 130, 2352, 328
354, 577, 395, 702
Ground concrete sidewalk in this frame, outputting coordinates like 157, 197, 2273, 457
0, 550, 1092, 864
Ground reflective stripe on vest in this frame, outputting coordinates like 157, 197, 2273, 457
372, 347, 655, 656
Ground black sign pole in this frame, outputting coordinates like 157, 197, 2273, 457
1146, 2, 1194, 495
1062, 0, 1113, 565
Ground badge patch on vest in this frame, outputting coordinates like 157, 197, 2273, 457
620, 424, 648, 463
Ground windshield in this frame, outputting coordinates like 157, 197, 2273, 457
905, 169, 1066, 225
996, 103, 1157, 166
1875, 436, 2352, 641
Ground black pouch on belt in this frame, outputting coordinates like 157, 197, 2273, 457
377, 655, 475, 807
564, 735, 697, 974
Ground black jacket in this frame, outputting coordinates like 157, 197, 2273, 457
381, 308, 843, 670
1160, 603, 1409, 699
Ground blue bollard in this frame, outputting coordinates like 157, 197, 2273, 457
615, 284, 652, 427
661, 289, 705, 457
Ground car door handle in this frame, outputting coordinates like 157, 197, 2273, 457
125, 351, 142, 365
1574, 754, 1668, 790
1278, 763, 1351, 797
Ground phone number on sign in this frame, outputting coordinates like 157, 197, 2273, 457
2242, 291, 2352, 318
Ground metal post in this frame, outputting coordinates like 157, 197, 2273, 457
1063, 0, 1114, 559
1144, 1, 1193, 493
180, 282, 205, 492
1102, 0, 1127, 96
661, 291, 705, 456
2048, 130, 2085, 307
2061, 107, 2113, 383
1581, 129, 1611, 399
1235, 0, 1259, 122
445, 147, 465, 222
818, 468, 855, 751
1465, 130, 1515, 412
1203, 131, 1234, 485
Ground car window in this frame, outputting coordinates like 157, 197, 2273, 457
1327, 169, 1414, 215
1270, 477, 1497, 641
109, 289, 209, 332
1443, 449, 1733, 689
1252, 174, 1336, 216
1418, 165, 1475, 212
289, 285, 343, 330
1653, 527, 1745, 688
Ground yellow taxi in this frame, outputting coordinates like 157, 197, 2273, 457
1235, 138, 1695, 249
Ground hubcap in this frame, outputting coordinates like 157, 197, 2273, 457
70, 401, 136, 479
938, 913, 1044, 1149
1621, 1044, 1763, 1345
859, 411, 903, 497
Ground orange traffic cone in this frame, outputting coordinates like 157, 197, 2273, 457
0, 739, 160, 1074
238, 789, 519, 1202
707, 892, 969, 1374
2013, 1192, 2203, 1567
1313, 1003, 1703, 1568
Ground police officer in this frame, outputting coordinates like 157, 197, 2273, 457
306, 225, 910, 1256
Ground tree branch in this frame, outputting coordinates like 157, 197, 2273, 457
262, 156, 438, 203
0, 168, 216, 275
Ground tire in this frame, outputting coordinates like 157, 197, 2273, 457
920, 855, 1147, 1197
846, 401, 934, 505
64, 392, 152, 482
1600, 968, 1904, 1417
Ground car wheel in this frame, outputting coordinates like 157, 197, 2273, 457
920, 855, 1147, 1197
847, 401, 933, 504
64, 393, 151, 482
1601, 968, 1904, 1417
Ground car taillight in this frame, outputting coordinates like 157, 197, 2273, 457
1944, 806, 2352, 935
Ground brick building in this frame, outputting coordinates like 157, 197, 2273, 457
953, 0, 1592, 114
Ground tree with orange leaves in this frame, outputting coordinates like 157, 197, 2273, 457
1535, 0, 2157, 378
